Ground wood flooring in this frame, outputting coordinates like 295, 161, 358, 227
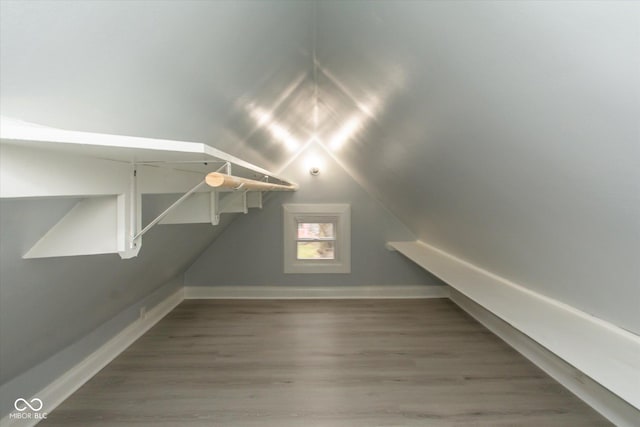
42, 299, 611, 426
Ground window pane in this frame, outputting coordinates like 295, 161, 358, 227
297, 222, 335, 239
297, 241, 335, 260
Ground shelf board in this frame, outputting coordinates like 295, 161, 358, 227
0, 117, 290, 182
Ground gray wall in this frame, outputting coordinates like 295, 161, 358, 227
313, 1, 640, 334
186, 142, 443, 287
0, 196, 234, 415
0, 0, 314, 172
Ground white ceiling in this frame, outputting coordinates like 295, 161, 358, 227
1, 1, 638, 333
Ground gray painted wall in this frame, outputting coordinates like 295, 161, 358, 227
0, 196, 235, 415
186, 142, 443, 287
313, 1, 640, 334
0, 0, 314, 172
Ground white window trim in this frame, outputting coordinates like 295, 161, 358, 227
283, 204, 351, 274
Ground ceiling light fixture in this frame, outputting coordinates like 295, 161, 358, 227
304, 152, 324, 176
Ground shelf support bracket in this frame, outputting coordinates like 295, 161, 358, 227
132, 162, 230, 241
132, 179, 207, 241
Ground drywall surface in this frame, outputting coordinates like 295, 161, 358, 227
0, 0, 314, 172
314, 1, 640, 334
186, 142, 443, 287
0, 196, 233, 395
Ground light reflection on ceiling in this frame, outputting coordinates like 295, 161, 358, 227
246, 103, 301, 152
315, 61, 405, 153
328, 114, 365, 151
235, 53, 405, 163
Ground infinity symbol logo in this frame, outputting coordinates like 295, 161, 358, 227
14, 398, 43, 412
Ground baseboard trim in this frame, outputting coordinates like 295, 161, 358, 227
184, 285, 449, 299
450, 289, 640, 427
0, 286, 184, 427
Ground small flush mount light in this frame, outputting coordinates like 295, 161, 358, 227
304, 152, 324, 176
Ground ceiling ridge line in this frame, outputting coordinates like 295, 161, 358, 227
312, 0, 319, 133
313, 140, 418, 240
274, 137, 317, 176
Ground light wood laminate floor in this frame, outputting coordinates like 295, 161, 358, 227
43, 299, 610, 426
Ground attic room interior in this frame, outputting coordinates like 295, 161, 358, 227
0, 1, 638, 426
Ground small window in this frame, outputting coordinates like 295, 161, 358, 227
296, 222, 336, 260
284, 204, 350, 274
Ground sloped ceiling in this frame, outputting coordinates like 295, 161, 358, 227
0, 0, 315, 170
312, 1, 640, 334
1, 0, 639, 334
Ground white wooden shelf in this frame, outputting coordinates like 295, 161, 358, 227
0, 117, 296, 259
0, 117, 291, 180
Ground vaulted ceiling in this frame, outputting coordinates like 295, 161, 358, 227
1, 1, 638, 333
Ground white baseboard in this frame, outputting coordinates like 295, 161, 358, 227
184, 285, 449, 299
388, 240, 640, 422
450, 289, 640, 427
0, 286, 184, 427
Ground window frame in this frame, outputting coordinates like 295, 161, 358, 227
283, 204, 351, 274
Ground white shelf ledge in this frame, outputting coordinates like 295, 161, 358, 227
0, 117, 293, 258
0, 117, 293, 183
388, 240, 640, 411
